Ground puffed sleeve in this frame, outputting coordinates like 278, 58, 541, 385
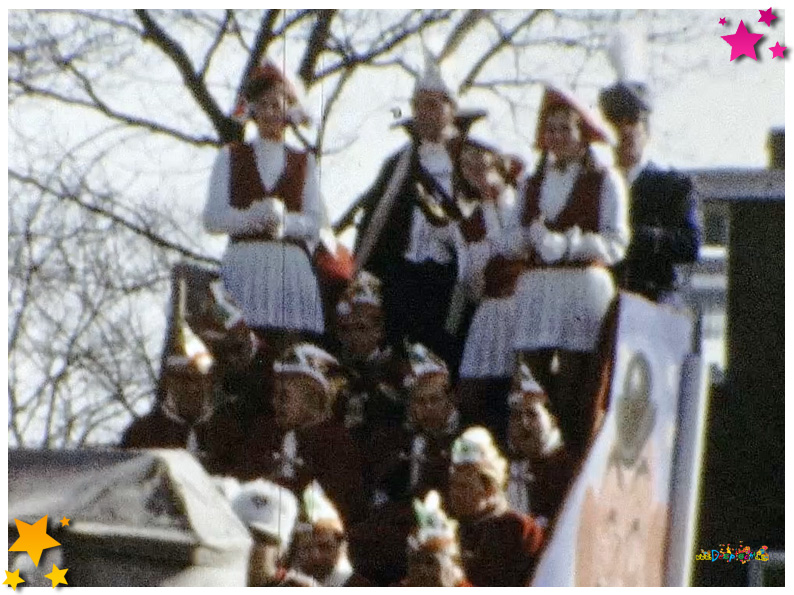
283, 152, 323, 242
203, 147, 263, 236
492, 177, 530, 259
566, 166, 630, 266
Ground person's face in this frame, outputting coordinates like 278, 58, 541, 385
412, 90, 455, 142
507, 392, 558, 459
337, 308, 384, 360
543, 107, 584, 160
251, 85, 289, 141
272, 373, 325, 429
248, 532, 282, 586
165, 370, 213, 421
408, 374, 453, 433
202, 325, 256, 374
613, 117, 649, 169
405, 549, 460, 587
294, 527, 344, 581
447, 465, 495, 520
460, 148, 502, 197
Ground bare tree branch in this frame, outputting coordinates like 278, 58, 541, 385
134, 9, 240, 142
9, 170, 220, 266
198, 9, 233, 81
459, 10, 549, 94
299, 10, 337, 86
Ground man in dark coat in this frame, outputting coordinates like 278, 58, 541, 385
447, 427, 545, 587
353, 53, 486, 372
599, 81, 702, 303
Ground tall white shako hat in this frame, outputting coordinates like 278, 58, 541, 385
599, 25, 652, 124
450, 426, 508, 489
231, 479, 299, 554
408, 490, 459, 554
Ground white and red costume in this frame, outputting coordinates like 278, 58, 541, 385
204, 137, 324, 335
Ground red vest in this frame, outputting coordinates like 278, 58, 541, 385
228, 142, 307, 212
480, 161, 608, 298
520, 163, 606, 233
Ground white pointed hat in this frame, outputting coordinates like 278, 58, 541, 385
408, 490, 458, 553
414, 46, 453, 100
301, 480, 344, 535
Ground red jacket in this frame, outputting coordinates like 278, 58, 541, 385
458, 508, 545, 587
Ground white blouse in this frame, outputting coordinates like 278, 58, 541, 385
203, 136, 323, 243
498, 159, 629, 266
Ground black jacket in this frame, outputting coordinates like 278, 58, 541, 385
617, 163, 702, 299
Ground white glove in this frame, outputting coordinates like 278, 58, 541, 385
248, 197, 285, 223
568, 232, 606, 261
565, 225, 582, 249
537, 230, 568, 264
246, 198, 286, 238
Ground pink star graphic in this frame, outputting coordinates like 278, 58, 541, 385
719, 17, 727, 26
758, 8, 777, 27
721, 20, 765, 61
769, 41, 787, 58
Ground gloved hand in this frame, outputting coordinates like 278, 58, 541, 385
247, 197, 285, 238
537, 230, 568, 263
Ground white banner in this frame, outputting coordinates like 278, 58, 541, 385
531, 293, 694, 587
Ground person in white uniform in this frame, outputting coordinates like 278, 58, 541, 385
510, 86, 629, 457
203, 62, 325, 359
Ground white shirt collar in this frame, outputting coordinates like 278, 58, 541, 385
624, 154, 650, 186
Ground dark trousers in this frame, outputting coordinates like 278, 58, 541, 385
382, 260, 460, 370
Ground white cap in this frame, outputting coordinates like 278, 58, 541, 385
336, 271, 383, 317
451, 426, 508, 488
273, 343, 340, 394
403, 343, 448, 388
231, 479, 299, 553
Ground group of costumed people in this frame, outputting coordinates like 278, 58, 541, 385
120, 52, 701, 587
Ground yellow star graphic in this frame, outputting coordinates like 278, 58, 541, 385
59, 517, 70, 527
3, 570, 25, 591
44, 565, 68, 589
8, 515, 61, 567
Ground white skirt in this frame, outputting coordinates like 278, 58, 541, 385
221, 240, 324, 334
459, 296, 518, 379
513, 266, 615, 353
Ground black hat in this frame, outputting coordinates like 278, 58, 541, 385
598, 82, 651, 124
